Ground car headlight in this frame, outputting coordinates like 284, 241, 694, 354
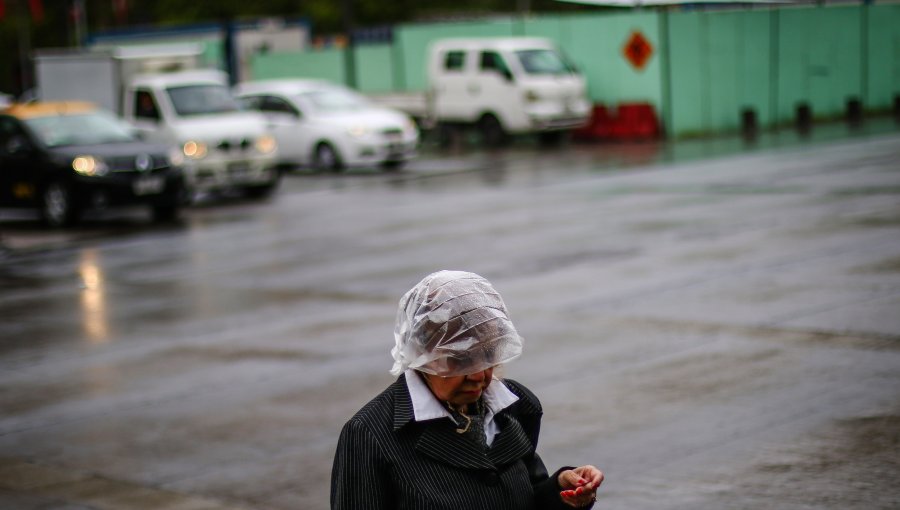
72, 156, 108, 176
347, 125, 370, 138
168, 147, 185, 167
183, 140, 208, 159
255, 134, 277, 154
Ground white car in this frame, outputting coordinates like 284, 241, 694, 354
234, 79, 419, 171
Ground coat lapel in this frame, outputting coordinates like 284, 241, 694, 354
487, 413, 534, 467
415, 420, 496, 470
393, 373, 534, 471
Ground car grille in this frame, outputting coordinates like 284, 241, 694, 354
212, 138, 254, 155
108, 154, 168, 173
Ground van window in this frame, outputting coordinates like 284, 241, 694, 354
134, 90, 160, 121
480, 51, 512, 80
515, 49, 577, 75
444, 51, 465, 71
260, 96, 301, 118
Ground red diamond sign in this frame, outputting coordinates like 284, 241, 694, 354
623, 30, 654, 71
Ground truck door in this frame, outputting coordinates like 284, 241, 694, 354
130, 89, 164, 141
477, 50, 520, 131
433, 49, 472, 123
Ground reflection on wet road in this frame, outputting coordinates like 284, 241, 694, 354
1, 119, 899, 510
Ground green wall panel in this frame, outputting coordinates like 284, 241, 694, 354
866, 3, 900, 111
250, 48, 346, 83
247, 5, 899, 137
556, 12, 662, 107
669, 12, 705, 135
709, 11, 773, 132
777, 5, 862, 123
669, 10, 774, 136
354, 44, 394, 93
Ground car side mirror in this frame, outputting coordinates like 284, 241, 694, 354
501, 69, 514, 83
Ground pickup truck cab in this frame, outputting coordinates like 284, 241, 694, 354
428, 37, 591, 145
124, 70, 280, 198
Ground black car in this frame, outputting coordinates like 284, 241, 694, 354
0, 101, 184, 227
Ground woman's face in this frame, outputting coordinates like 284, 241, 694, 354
421, 367, 495, 407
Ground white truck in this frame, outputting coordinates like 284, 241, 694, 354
372, 37, 591, 145
34, 44, 280, 198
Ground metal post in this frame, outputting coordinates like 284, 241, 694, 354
73, 0, 88, 47
15, 0, 32, 94
340, 0, 356, 88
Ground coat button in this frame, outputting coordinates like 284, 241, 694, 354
483, 471, 500, 486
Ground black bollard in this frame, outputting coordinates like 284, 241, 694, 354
740, 107, 758, 140
795, 103, 812, 135
846, 97, 862, 127
894, 94, 900, 123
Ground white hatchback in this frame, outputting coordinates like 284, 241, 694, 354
234, 79, 419, 171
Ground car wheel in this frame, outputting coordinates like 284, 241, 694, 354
313, 142, 343, 172
479, 113, 508, 147
41, 181, 80, 228
151, 204, 180, 223
244, 172, 281, 198
381, 160, 405, 172
538, 130, 565, 146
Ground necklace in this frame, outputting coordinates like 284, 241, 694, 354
446, 400, 483, 434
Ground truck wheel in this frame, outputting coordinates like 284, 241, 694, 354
538, 131, 565, 146
313, 142, 343, 172
479, 114, 508, 147
41, 181, 80, 228
381, 160, 405, 172
437, 122, 461, 148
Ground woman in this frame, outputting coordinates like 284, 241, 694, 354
331, 270, 603, 509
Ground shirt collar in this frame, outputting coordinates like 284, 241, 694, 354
404, 369, 519, 423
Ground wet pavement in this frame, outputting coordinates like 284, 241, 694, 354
1, 117, 899, 509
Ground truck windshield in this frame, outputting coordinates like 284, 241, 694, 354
166, 84, 240, 116
25, 111, 135, 147
298, 88, 370, 113
515, 49, 577, 75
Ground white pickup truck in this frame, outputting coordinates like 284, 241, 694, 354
34, 45, 280, 198
371, 37, 591, 146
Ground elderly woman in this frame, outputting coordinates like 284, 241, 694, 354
331, 270, 603, 510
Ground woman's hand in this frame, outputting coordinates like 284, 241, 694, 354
558, 465, 603, 508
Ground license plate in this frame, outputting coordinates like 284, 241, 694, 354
229, 162, 251, 180
133, 175, 164, 195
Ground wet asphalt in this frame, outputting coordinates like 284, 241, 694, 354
1, 118, 899, 509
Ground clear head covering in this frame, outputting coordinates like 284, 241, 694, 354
390, 270, 524, 377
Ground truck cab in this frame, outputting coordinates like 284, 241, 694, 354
428, 37, 591, 145
34, 45, 280, 200
124, 70, 279, 198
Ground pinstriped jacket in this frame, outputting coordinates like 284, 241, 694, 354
331, 373, 574, 510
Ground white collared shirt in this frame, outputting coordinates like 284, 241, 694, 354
405, 369, 519, 446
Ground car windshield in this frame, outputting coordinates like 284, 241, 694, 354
515, 49, 577, 75
297, 88, 371, 113
24, 111, 135, 147
167, 84, 240, 116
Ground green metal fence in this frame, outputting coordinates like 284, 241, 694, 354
250, 4, 900, 137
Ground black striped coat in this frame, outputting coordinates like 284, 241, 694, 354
330, 374, 575, 510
